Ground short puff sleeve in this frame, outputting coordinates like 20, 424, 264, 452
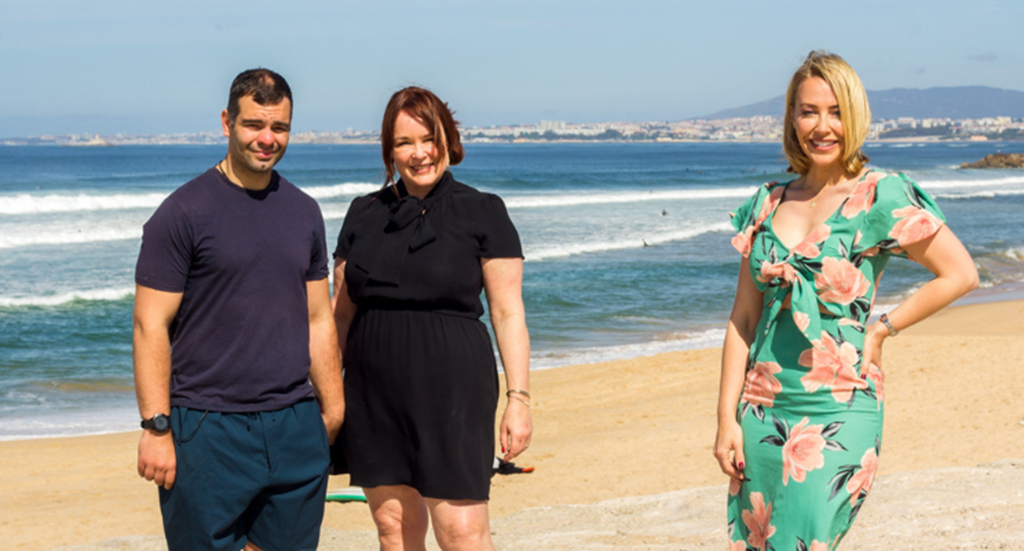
855, 173, 946, 261
729, 182, 783, 258
333, 195, 373, 260
477, 193, 523, 258
729, 187, 761, 234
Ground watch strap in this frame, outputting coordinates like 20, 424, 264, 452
141, 413, 171, 432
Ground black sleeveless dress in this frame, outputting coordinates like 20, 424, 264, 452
333, 171, 522, 500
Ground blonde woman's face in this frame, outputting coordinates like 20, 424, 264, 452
792, 76, 844, 172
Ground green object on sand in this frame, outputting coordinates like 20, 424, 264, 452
325, 487, 367, 503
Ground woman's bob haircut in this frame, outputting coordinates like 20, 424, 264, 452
380, 86, 464, 188
783, 51, 871, 176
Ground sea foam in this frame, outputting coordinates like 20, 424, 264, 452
0, 227, 141, 249
504, 187, 758, 209
0, 181, 378, 216
0, 192, 167, 214
524, 222, 732, 261
0, 287, 135, 308
300, 182, 380, 199
917, 175, 1024, 190
528, 328, 727, 370
933, 189, 1024, 199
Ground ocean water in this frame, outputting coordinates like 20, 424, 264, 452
2, 141, 1023, 440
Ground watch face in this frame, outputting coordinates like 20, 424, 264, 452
153, 415, 171, 432
143, 414, 171, 432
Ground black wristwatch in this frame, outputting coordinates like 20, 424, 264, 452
141, 413, 171, 433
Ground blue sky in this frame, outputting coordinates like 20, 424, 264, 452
3, 0, 1023, 136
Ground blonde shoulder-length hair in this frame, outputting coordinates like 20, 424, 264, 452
783, 51, 871, 176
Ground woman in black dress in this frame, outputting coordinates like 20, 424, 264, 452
332, 87, 532, 551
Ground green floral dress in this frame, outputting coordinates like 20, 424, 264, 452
726, 170, 946, 551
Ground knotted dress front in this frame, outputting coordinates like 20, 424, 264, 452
726, 170, 946, 551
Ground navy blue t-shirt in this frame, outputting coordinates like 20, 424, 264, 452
135, 168, 329, 412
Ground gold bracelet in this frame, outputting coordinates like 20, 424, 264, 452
508, 394, 531, 407
506, 389, 531, 399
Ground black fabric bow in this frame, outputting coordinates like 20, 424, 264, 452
366, 172, 454, 286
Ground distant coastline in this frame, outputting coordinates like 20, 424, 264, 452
3, 114, 1024, 146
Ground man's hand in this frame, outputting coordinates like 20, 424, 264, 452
138, 430, 177, 489
321, 404, 345, 445
307, 278, 345, 446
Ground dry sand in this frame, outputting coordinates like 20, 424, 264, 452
2, 299, 1022, 550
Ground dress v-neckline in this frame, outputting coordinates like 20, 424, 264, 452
766, 169, 873, 254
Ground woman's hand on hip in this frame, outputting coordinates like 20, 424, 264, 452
860, 321, 888, 378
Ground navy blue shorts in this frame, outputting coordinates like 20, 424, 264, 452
159, 399, 330, 551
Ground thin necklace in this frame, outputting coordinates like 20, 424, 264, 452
215, 160, 237, 186
805, 179, 839, 208
807, 185, 826, 208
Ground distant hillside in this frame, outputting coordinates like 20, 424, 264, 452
704, 86, 1024, 120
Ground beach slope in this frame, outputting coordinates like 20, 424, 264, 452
2, 299, 1021, 550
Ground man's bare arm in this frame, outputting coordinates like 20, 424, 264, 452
307, 278, 345, 444
133, 285, 182, 490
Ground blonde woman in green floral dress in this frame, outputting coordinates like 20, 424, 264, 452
714, 51, 979, 551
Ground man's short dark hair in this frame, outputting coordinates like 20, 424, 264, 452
227, 68, 293, 123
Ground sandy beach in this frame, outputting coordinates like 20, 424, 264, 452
3, 298, 1022, 551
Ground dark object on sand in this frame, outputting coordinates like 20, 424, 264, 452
960, 153, 1024, 169
493, 457, 535, 476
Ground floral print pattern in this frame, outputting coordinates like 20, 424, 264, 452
840, 170, 883, 218
742, 361, 783, 408
864, 362, 884, 409
844, 446, 879, 507
780, 418, 826, 485
742, 492, 777, 551
726, 171, 945, 549
814, 257, 871, 305
798, 331, 868, 404
758, 260, 799, 285
792, 225, 832, 258
889, 205, 943, 247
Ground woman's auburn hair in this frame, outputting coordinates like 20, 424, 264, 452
783, 51, 871, 176
380, 86, 464, 188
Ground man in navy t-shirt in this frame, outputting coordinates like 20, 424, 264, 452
133, 68, 344, 551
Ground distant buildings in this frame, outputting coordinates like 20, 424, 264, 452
2, 131, 226, 146
460, 115, 1024, 143
3, 116, 1023, 146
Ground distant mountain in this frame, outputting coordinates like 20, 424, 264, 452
704, 95, 787, 119
703, 86, 1024, 120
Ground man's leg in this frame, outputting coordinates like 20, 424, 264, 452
246, 400, 331, 551
160, 408, 266, 551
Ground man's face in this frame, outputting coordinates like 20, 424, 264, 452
221, 95, 292, 175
